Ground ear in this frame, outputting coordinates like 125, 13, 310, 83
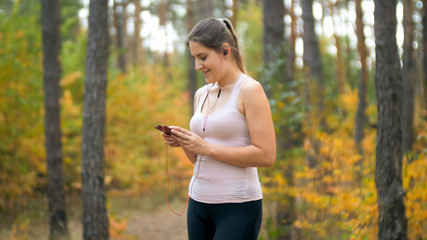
221, 43, 230, 57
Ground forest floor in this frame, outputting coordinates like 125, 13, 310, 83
0, 194, 188, 240
123, 203, 187, 240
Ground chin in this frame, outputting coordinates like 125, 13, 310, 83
204, 76, 214, 84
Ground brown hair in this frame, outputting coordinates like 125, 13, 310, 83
187, 18, 246, 73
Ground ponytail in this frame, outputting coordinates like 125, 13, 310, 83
188, 18, 246, 73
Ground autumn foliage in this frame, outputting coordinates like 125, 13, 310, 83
262, 88, 427, 239
1, 2, 426, 239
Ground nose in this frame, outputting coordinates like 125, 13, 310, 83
195, 59, 202, 71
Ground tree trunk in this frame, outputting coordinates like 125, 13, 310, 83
81, 0, 110, 239
374, 0, 408, 239
41, 0, 69, 239
262, 0, 285, 98
113, 0, 126, 73
187, 0, 197, 114
287, 0, 297, 83
401, 0, 415, 155
158, 0, 170, 68
302, 0, 326, 131
355, 0, 369, 154
263, 1, 296, 238
423, 0, 427, 119
302, 0, 326, 169
131, 0, 143, 67
328, 0, 345, 96
232, 0, 238, 26
201, 0, 213, 18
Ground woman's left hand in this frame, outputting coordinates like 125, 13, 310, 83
170, 126, 209, 155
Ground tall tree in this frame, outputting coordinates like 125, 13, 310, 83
287, 0, 297, 82
355, 0, 369, 154
113, 0, 127, 73
262, 0, 285, 98
41, 0, 69, 239
374, 0, 408, 239
231, 0, 238, 26
200, 0, 213, 18
158, 0, 170, 68
81, 0, 110, 239
263, 1, 297, 238
186, 0, 197, 114
423, 0, 427, 120
131, 0, 143, 67
302, 0, 326, 170
328, 0, 345, 95
302, 0, 326, 130
402, 0, 416, 155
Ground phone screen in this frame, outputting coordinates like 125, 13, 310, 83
155, 125, 172, 135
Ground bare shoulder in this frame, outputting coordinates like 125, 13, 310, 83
237, 77, 269, 115
239, 77, 265, 99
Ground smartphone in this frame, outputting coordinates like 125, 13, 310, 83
155, 125, 173, 135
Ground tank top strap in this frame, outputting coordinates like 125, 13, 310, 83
227, 74, 250, 110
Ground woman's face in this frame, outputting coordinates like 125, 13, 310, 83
189, 41, 224, 84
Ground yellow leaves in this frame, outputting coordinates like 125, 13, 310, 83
403, 153, 427, 239
60, 71, 82, 87
61, 90, 81, 116
102, 66, 191, 196
9, 220, 30, 240
339, 88, 359, 113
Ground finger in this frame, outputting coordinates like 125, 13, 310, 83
170, 126, 190, 135
171, 131, 187, 141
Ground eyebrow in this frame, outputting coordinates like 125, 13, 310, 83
194, 53, 206, 57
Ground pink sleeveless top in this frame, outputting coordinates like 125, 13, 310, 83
189, 74, 263, 203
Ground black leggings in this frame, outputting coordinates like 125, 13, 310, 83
187, 198, 262, 240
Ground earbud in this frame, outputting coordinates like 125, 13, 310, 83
223, 50, 228, 56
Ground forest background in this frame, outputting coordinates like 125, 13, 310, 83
0, 0, 426, 239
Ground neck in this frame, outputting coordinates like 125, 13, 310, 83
217, 69, 243, 88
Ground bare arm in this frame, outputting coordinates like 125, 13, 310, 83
171, 80, 276, 168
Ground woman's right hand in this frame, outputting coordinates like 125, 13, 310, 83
163, 132, 181, 147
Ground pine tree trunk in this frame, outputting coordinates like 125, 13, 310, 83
423, 0, 427, 119
328, 0, 345, 96
231, 0, 238, 26
131, 0, 143, 67
82, 0, 110, 239
186, 0, 197, 114
287, 0, 297, 83
263, 1, 297, 238
402, 0, 415, 155
158, 0, 170, 68
355, 0, 369, 154
302, 0, 326, 169
201, 0, 213, 18
262, 0, 285, 98
302, 0, 326, 131
374, 0, 408, 239
113, 0, 126, 73
41, 0, 69, 239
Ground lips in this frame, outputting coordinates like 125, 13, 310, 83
203, 70, 210, 78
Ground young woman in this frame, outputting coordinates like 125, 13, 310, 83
163, 18, 276, 240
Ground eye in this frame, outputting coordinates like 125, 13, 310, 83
200, 56, 207, 61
